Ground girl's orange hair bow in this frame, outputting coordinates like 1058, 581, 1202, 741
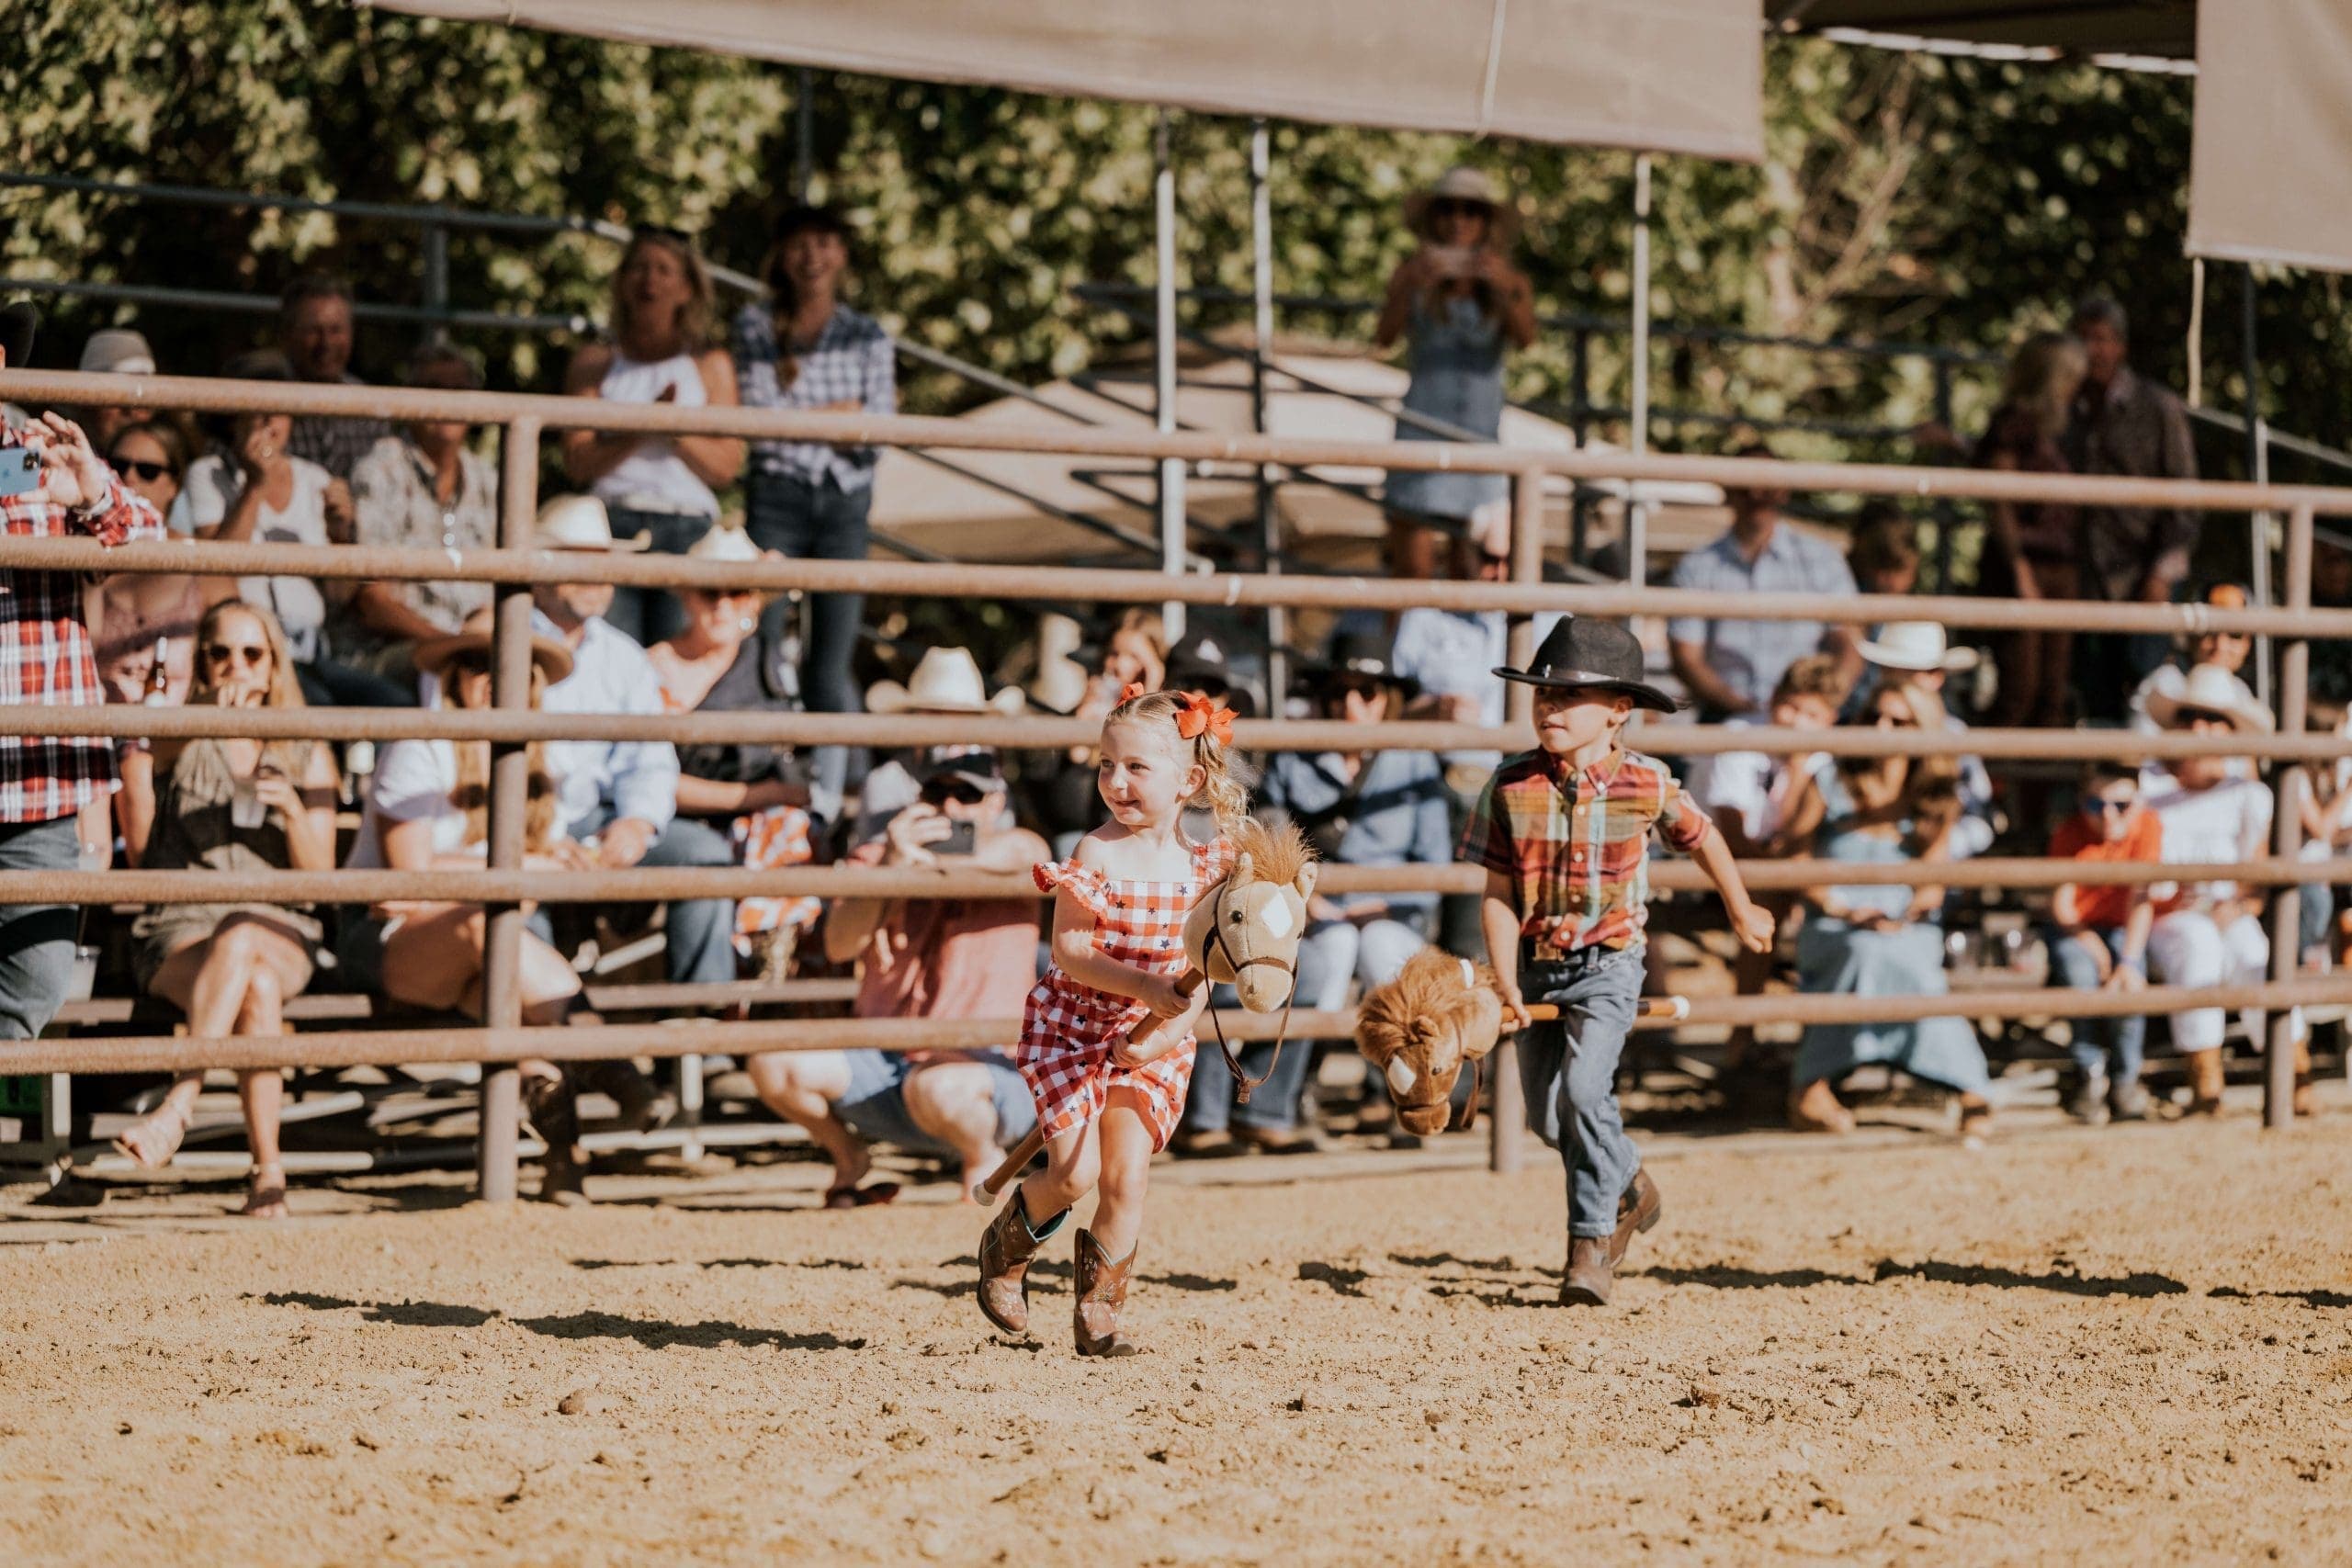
1172, 690, 1237, 746
1118, 682, 1150, 705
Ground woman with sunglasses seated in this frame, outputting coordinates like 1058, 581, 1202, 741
1372, 166, 1535, 582
92, 419, 222, 708
1778, 679, 1996, 1141
646, 529, 820, 975
110, 601, 341, 1218
337, 609, 610, 1201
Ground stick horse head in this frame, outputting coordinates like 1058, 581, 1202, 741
1183, 818, 1317, 1099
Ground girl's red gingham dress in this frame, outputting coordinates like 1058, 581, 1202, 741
1018, 835, 1237, 1152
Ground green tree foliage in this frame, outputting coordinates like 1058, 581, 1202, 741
7, 5, 2344, 476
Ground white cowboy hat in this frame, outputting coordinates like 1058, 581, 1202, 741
866, 646, 1026, 716
1405, 165, 1520, 246
686, 525, 765, 566
1858, 621, 1979, 674
536, 493, 650, 551
1026, 613, 1091, 716
413, 607, 574, 685
2147, 662, 2273, 733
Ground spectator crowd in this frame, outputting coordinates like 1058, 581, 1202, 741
1, 169, 2334, 1218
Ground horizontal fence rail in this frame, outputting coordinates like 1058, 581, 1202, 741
8, 977, 2348, 1079
6, 705, 2346, 761
14, 369, 2352, 516
7, 857, 2345, 908
8, 534, 2350, 642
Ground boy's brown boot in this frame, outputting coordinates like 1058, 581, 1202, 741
1073, 1229, 1141, 1357
1560, 1236, 1614, 1307
978, 1186, 1064, 1337
2295, 1037, 2318, 1119
2182, 1049, 2226, 1116
1609, 1169, 1663, 1267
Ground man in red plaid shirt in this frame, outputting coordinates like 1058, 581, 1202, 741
0, 301, 164, 1041
1464, 616, 1773, 1306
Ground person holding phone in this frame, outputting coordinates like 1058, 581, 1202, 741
747, 751, 1045, 1206
1373, 166, 1537, 582
112, 601, 341, 1218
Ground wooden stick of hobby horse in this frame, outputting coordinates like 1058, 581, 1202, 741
979, 985, 1682, 1201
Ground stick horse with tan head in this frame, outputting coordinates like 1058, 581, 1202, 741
982, 817, 1319, 1197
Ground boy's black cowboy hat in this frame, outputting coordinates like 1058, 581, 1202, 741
0, 299, 37, 367
1493, 616, 1679, 713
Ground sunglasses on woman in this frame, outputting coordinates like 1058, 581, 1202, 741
110, 457, 173, 483
922, 779, 989, 807
1430, 199, 1487, 219
202, 640, 270, 669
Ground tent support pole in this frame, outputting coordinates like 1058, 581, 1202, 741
1250, 118, 1283, 706
1627, 153, 1653, 590
794, 69, 816, 202
2245, 265, 2273, 710
1155, 108, 1185, 640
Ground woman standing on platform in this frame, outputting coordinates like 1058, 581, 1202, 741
1374, 166, 1536, 583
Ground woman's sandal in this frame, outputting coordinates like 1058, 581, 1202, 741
112, 1102, 192, 1169
823, 1180, 901, 1211
240, 1164, 288, 1220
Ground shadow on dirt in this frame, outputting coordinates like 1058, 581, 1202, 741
256, 1290, 867, 1349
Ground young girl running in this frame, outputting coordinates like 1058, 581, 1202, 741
978, 685, 1246, 1356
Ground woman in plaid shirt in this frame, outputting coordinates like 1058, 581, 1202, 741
978, 685, 1246, 1357
1466, 618, 1774, 1307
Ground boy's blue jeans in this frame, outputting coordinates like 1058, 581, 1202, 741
2042, 925, 2146, 1083
1517, 943, 1645, 1239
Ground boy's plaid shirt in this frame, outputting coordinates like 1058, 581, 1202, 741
1460, 746, 1714, 953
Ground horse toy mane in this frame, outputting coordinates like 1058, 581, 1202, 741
1354, 949, 1505, 1136
1227, 817, 1313, 890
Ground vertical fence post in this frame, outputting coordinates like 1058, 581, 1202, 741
477, 415, 541, 1201
1153, 107, 1186, 642
421, 223, 450, 350
1249, 118, 1285, 707
1569, 326, 1593, 568
1489, 467, 1546, 1176
1625, 154, 1653, 591
2264, 502, 2313, 1129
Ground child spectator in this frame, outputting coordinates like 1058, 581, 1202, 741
2046, 760, 2159, 1123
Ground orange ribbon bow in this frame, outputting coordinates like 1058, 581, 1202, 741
1118, 682, 1150, 705
1172, 690, 1237, 746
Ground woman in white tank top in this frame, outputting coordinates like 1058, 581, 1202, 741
561, 231, 743, 646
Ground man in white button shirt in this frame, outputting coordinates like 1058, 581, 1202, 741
531, 496, 738, 991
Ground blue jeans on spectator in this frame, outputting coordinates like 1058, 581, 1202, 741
2043, 924, 2146, 1084
0, 817, 81, 1042
533, 811, 738, 987
1182, 983, 1316, 1134
298, 657, 415, 709
601, 506, 715, 649
744, 473, 872, 807
1519, 943, 1645, 1240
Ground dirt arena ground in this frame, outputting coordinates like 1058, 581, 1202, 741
7, 1103, 2352, 1566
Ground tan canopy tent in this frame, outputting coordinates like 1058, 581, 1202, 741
370, 0, 1763, 159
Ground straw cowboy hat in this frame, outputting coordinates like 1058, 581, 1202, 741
1858, 621, 1979, 674
1026, 613, 1091, 716
2147, 661, 2273, 732
1494, 616, 1679, 714
686, 525, 765, 565
1405, 165, 1520, 247
866, 646, 1026, 716
413, 607, 574, 685
537, 493, 650, 551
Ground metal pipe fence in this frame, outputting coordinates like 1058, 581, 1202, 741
4, 367, 2342, 1188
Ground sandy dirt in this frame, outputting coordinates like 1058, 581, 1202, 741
6, 1109, 2352, 1566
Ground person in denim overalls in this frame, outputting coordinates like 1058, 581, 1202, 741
1464, 618, 1776, 1306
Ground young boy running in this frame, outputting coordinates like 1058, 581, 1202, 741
1465, 618, 1776, 1306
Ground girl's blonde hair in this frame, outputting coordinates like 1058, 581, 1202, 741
611, 231, 716, 353
189, 599, 314, 778
2000, 331, 2088, 442
1104, 686, 1252, 837
441, 660, 562, 852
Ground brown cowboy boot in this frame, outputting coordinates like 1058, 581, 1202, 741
1560, 1235, 1614, 1307
522, 1070, 589, 1205
1609, 1168, 1663, 1268
2295, 1037, 2318, 1119
2182, 1049, 2226, 1117
977, 1186, 1064, 1337
1073, 1228, 1142, 1357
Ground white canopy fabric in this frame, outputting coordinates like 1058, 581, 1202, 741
368, 0, 1763, 160
2187, 0, 2352, 274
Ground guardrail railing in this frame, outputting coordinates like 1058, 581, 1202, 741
4, 367, 2342, 1192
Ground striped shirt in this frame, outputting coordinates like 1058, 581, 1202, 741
1460, 747, 1714, 953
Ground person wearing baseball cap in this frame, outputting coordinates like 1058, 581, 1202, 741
76, 328, 158, 449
